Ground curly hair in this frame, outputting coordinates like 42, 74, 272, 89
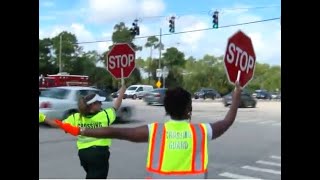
164, 87, 192, 119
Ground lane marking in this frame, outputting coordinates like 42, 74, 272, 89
242, 166, 281, 175
256, 160, 281, 167
257, 120, 276, 124
219, 172, 262, 179
238, 119, 260, 123
270, 155, 281, 160
271, 123, 281, 126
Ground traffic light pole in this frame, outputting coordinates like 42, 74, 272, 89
158, 28, 162, 82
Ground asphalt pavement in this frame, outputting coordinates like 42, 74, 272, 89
39, 99, 281, 179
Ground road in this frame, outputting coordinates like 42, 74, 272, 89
39, 99, 281, 179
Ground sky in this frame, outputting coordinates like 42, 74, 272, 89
39, 0, 281, 66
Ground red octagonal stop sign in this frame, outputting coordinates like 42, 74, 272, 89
106, 43, 136, 79
224, 30, 256, 88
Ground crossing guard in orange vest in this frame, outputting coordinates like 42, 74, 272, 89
56, 81, 242, 179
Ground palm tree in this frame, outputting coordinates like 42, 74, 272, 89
145, 36, 160, 84
145, 36, 165, 83
113, 22, 126, 31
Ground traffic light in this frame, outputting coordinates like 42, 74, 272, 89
212, 11, 219, 29
130, 19, 140, 36
169, 16, 175, 33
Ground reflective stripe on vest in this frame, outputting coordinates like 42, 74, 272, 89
77, 136, 98, 143
146, 171, 208, 179
146, 122, 207, 178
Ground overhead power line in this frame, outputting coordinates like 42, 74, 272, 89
138, 5, 280, 20
75, 17, 280, 45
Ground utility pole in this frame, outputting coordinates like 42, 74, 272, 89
158, 28, 162, 82
148, 46, 153, 84
59, 35, 62, 73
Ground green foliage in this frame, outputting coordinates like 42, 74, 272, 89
39, 24, 280, 93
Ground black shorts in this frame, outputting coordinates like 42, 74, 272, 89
78, 146, 110, 179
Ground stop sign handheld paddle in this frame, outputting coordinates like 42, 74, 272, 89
224, 30, 256, 88
106, 43, 136, 86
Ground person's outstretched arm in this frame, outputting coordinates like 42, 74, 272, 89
39, 113, 60, 128
81, 125, 149, 143
210, 81, 242, 140
113, 85, 126, 110
55, 120, 149, 143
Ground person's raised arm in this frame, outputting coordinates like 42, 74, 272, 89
113, 85, 126, 110
210, 81, 242, 140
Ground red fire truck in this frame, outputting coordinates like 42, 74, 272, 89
39, 72, 89, 90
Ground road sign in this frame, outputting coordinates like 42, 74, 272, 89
156, 80, 162, 88
162, 66, 169, 78
224, 30, 256, 88
156, 69, 162, 78
106, 43, 136, 79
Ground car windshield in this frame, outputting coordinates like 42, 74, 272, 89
127, 86, 137, 90
40, 88, 70, 99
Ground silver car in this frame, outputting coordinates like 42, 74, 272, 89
143, 88, 167, 105
39, 86, 133, 122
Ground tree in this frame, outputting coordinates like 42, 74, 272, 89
89, 67, 113, 90
145, 36, 159, 84
162, 47, 185, 67
112, 22, 142, 51
39, 38, 58, 75
161, 47, 186, 88
51, 31, 82, 73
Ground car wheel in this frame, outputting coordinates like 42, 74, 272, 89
118, 107, 132, 122
132, 95, 137, 100
252, 102, 256, 108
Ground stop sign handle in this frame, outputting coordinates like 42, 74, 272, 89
236, 70, 241, 82
121, 68, 124, 86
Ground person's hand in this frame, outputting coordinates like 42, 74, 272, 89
54, 120, 80, 136
39, 113, 46, 123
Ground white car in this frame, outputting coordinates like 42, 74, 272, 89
124, 85, 154, 99
39, 86, 133, 122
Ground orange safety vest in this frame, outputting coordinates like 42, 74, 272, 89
146, 122, 208, 179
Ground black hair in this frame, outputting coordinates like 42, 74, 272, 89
164, 87, 192, 120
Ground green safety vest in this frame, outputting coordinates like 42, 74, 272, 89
63, 108, 116, 150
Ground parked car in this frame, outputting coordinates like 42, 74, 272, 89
39, 86, 133, 122
194, 88, 220, 100
125, 85, 154, 99
143, 88, 167, 105
223, 91, 257, 108
270, 92, 281, 99
111, 91, 118, 98
256, 91, 272, 100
